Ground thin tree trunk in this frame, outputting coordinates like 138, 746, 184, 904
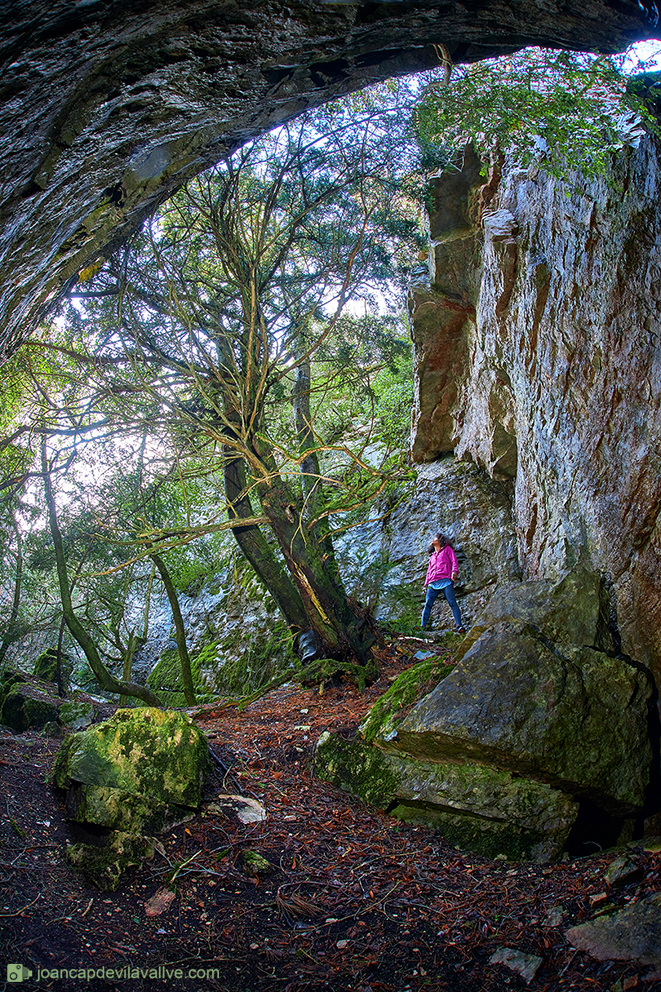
56, 615, 67, 697
118, 631, 140, 707
41, 440, 162, 707
150, 552, 197, 706
0, 516, 22, 668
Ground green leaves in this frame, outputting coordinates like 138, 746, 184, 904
416, 46, 661, 183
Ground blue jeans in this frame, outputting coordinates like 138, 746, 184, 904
422, 582, 463, 630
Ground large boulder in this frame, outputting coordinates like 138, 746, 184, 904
396, 625, 651, 816
0, 681, 60, 732
53, 707, 210, 890
316, 568, 657, 861
316, 731, 578, 861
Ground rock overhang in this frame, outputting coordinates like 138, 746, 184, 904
0, 0, 657, 358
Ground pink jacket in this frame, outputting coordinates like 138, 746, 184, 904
425, 546, 459, 587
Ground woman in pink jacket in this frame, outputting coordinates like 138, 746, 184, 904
421, 533, 466, 633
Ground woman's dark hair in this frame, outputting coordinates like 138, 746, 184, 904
427, 532, 450, 556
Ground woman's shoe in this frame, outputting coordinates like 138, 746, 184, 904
457, 627, 466, 633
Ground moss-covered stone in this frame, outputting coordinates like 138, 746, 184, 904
390, 802, 554, 861
33, 647, 73, 688
64, 783, 183, 834
65, 833, 149, 892
360, 658, 454, 743
315, 727, 577, 861
1, 668, 26, 691
55, 708, 210, 890
209, 617, 297, 697
59, 699, 94, 730
241, 851, 274, 877
53, 707, 210, 807
386, 753, 578, 861
395, 626, 653, 816
0, 682, 60, 732
315, 731, 399, 808
297, 656, 379, 692
454, 567, 614, 663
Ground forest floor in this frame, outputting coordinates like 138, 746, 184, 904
1, 638, 660, 992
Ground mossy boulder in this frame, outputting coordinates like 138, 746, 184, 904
315, 731, 578, 861
64, 783, 182, 833
395, 624, 653, 816
58, 699, 95, 730
455, 566, 614, 661
33, 647, 73, 688
387, 755, 578, 861
316, 568, 656, 862
0, 682, 60, 732
53, 707, 210, 806
53, 708, 210, 890
1, 668, 26, 692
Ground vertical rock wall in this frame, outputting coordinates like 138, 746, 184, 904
411, 134, 661, 677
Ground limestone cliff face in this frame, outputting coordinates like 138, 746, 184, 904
0, 0, 654, 359
411, 134, 661, 678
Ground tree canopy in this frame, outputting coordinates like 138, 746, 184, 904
416, 46, 661, 181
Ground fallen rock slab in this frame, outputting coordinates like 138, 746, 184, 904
315, 730, 577, 861
394, 622, 653, 816
489, 946, 543, 984
566, 893, 661, 972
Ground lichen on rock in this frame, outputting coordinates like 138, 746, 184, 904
53, 707, 209, 807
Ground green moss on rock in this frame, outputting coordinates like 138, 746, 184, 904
241, 851, 274, 877
53, 707, 210, 807
360, 658, 453, 743
55, 708, 210, 890
65, 833, 148, 892
64, 783, 183, 834
1, 682, 60, 732
211, 618, 296, 696
315, 731, 399, 808
33, 647, 73, 687
59, 700, 94, 730
390, 802, 553, 861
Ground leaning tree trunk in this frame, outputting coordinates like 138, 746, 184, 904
223, 449, 310, 635
258, 472, 376, 665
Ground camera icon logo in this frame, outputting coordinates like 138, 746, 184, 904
7, 964, 33, 983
